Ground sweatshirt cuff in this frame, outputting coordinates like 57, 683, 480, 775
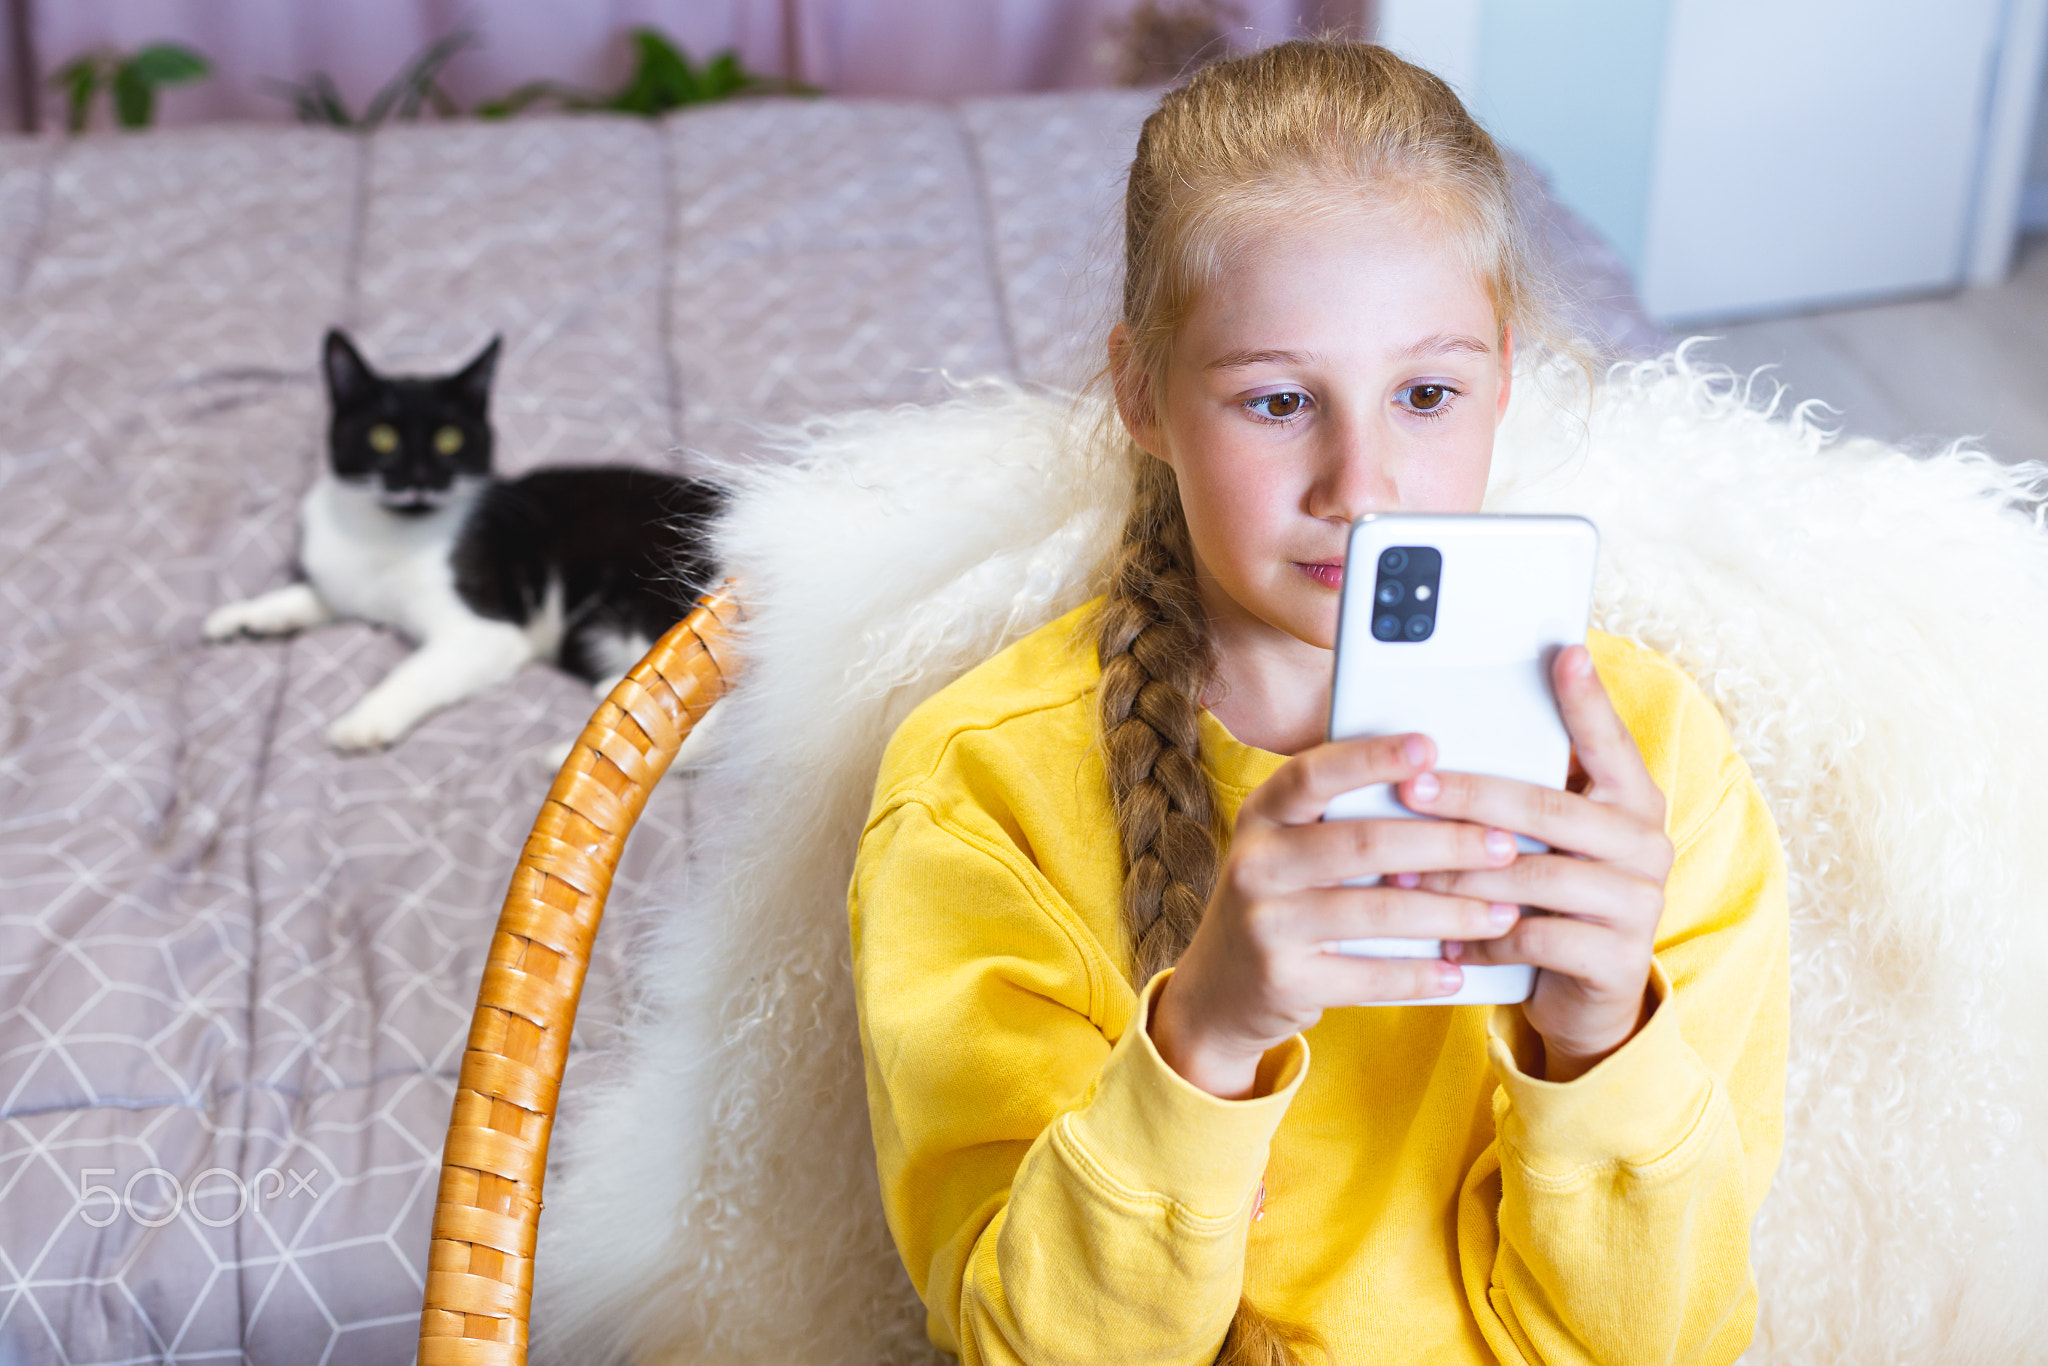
1057, 968, 1309, 1222
1486, 957, 1718, 1179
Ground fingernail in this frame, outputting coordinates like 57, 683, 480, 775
1392, 871, 1421, 889
1443, 940, 1464, 962
1485, 829, 1516, 859
1489, 902, 1519, 927
1403, 735, 1429, 766
1572, 648, 1594, 678
1410, 772, 1439, 802
1437, 964, 1462, 992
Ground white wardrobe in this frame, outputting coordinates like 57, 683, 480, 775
1381, 0, 2048, 323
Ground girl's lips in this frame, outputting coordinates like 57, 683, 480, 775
1296, 561, 1344, 590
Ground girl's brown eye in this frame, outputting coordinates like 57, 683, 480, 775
1408, 385, 1446, 411
1257, 392, 1305, 418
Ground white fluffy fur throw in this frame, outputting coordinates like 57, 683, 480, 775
536, 353, 2048, 1365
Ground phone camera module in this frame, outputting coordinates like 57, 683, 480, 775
1363, 544, 1442, 645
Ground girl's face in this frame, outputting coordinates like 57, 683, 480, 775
1116, 211, 1510, 653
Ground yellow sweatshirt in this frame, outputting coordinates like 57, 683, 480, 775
850, 602, 1788, 1365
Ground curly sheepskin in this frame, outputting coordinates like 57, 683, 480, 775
534, 352, 2048, 1365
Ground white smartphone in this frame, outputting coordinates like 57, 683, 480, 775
1323, 513, 1599, 1007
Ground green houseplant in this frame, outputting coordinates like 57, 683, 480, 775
52, 43, 211, 131
476, 28, 802, 119
267, 30, 477, 131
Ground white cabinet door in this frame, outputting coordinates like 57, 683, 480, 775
1641, 0, 2007, 321
1380, 0, 2029, 323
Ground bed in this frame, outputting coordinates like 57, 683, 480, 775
0, 90, 1658, 1363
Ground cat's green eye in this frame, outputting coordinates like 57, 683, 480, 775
434, 426, 464, 456
368, 423, 399, 454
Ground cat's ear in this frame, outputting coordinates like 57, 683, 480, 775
323, 329, 377, 410
449, 335, 501, 415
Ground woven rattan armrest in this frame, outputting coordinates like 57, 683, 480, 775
417, 586, 740, 1366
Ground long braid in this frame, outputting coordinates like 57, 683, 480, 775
1097, 455, 1327, 1366
1098, 455, 1217, 986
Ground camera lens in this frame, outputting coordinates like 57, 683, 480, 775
1375, 580, 1403, 606
1405, 614, 1433, 640
1380, 548, 1409, 575
1373, 613, 1401, 640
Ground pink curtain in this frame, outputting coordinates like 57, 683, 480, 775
13, 0, 1371, 129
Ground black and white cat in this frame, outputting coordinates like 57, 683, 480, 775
205, 329, 723, 752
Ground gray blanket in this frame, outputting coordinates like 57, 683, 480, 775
0, 91, 1656, 1363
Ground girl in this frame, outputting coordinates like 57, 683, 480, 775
849, 41, 1787, 1366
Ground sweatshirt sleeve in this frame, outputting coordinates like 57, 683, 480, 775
1456, 710, 1791, 1365
851, 794, 1308, 1366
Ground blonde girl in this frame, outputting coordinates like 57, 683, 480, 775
850, 41, 1788, 1365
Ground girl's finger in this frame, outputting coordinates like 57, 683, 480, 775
1435, 855, 1665, 930
1398, 767, 1652, 866
1297, 948, 1464, 1004
1448, 910, 1637, 994
1279, 885, 1518, 947
1243, 733, 1436, 829
1553, 646, 1665, 819
1233, 812, 1517, 894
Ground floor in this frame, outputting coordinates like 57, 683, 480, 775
1682, 233, 2048, 465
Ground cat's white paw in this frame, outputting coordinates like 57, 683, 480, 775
326, 703, 409, 753
204, 585, 330, 641
203, 600, 268, 641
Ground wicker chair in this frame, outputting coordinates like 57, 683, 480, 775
416, 587, 740, 1366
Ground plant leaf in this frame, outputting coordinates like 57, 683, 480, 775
611, 27, 697, 114
52, 55, 102, 134
309, 73, 353, 127
700, 50, 750, 100
475, 79, 585, 120
260, 72, 355, 126
606, 43, 660, 113
362, 29, 476, 130
127, 44, 210, 86
111, 65, 154, 128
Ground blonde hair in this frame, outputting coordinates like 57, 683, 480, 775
1094, 40, 1569, 1366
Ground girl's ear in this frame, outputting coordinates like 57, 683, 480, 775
1108, 322, 1165, 460
1495, 324, 1515, 423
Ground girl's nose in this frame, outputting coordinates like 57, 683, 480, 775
1304, 412, 1398, 522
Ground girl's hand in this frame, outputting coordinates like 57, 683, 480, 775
1397, 645, 1674, 1082
1149, 732, 1524, 1099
